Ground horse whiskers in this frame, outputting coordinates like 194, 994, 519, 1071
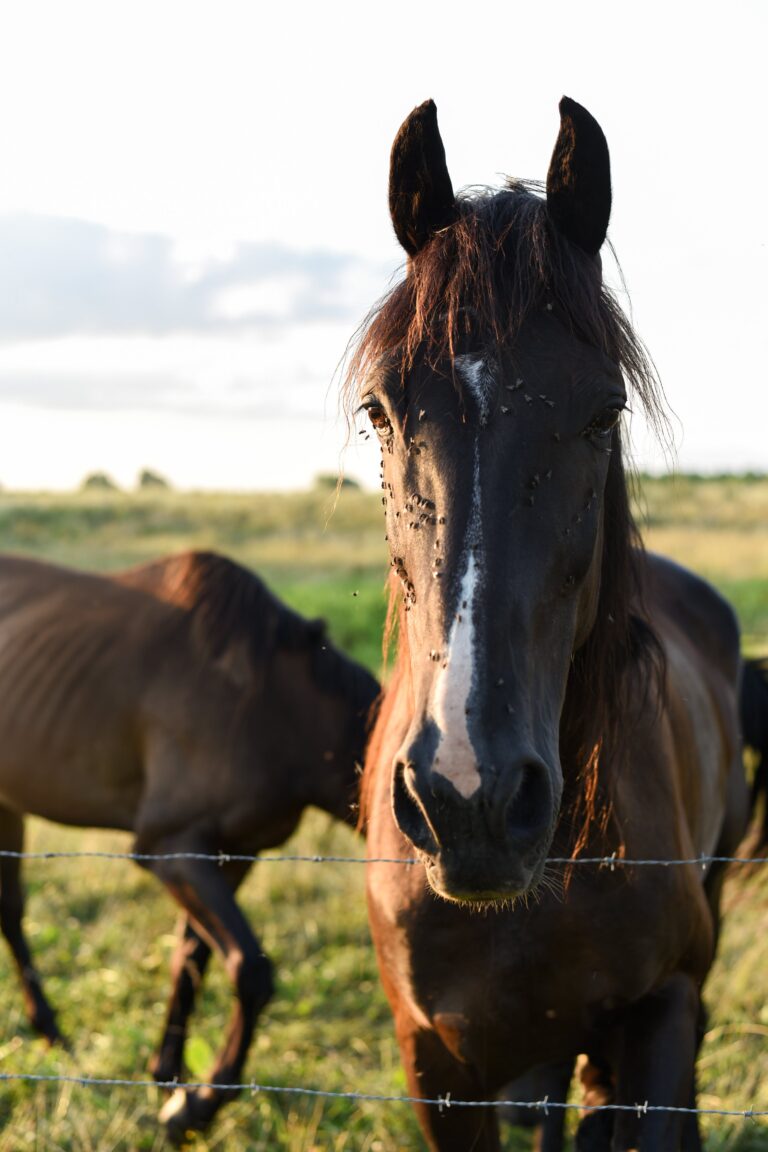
537, 864, 566, 903
426, 882, 547, 916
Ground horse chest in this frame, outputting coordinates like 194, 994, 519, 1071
377, 866, 706, 1070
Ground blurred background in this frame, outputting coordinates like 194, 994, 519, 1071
0, 4, 765, 1150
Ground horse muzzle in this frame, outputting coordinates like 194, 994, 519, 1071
391, 740, 561, 904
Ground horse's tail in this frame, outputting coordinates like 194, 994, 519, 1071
741, 657, 768, 850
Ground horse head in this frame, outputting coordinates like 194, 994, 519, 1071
354, 99, 653, 903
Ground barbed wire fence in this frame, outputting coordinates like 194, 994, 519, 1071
0, 847, 766, 1127
2, 1071, 767, 1122
1, 849, 766, 867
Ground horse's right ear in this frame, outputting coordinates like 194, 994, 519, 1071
389, 100, 457, 257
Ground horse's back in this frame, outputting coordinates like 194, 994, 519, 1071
642, 552, 741, 680
0, 555, 186, 828
0, 553, 179, 679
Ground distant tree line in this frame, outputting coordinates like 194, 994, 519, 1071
80, 469, 172, 492
636, 471, 767, 484
66, 469, 768, 494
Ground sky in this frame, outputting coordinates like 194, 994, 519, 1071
0, 1, 765, 490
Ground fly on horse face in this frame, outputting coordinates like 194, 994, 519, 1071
354, 98, 766, 1151
0, 551, 378, 1141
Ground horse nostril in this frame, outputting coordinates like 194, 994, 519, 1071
392, 761, 439, 855
504, 762, 554, 848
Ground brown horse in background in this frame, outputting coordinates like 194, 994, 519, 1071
353, 98, 765, 1151
0, 550, 378, 1139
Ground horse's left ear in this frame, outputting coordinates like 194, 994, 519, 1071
389, 100, 457, 256
546, 96, 611, 256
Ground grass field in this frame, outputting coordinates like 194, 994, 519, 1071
0, 477, 765, 1150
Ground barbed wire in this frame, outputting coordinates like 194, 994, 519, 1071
0, 1071, 765, 1120
1, 849, 765, 867
0, 849, 764, 1124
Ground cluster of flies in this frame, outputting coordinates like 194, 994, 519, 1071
358, 368, 600, 660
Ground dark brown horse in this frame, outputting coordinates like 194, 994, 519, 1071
0, 550, 378, 1139
353, 98, 764, 1151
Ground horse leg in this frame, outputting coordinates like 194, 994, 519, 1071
498, 1061, 572, 1152
575, 1112, 614, 1152
149, 917, 212, 1084
503, 1056, 611, 1152
680, 1001, 708, 1152
0, 807, 61, 1043
394, 1008, 501, 1152
534, 1060, 573, 1152
610, 973, 699, 1151
150, 860, 252, 1084
573, 1055, 615, 1152
143, 846, 273, 1142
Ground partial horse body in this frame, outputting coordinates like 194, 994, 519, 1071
0, 550, 378, 1139
742, 658, 768, 846
354, 99, 763, 1150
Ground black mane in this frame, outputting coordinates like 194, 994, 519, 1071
347, 182, 665, 417
170, 551, 376, 707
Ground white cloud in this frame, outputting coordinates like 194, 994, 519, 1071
0, 214, 390, 341
0, 327, 354, 416
211, 276, 312, 322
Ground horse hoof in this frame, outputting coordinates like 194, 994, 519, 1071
159, 1087, 217, 1145
31, 1008, 64, 1048
148, 1052, 180, 1089
48, 1029, 72, 1053
160, 1089, 197, 1145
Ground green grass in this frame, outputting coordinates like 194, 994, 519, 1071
0, 478, 764, 1149
636, 475, 768, 654
1, 818, 765, 1150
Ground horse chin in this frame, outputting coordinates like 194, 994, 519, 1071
422, 854, 546, 911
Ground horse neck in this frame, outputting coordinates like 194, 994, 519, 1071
278, 660, 376, 829
304, 719, 366, 831
359, 648, 410, 833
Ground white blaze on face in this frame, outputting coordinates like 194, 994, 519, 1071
431, 554, 482, 797
427, 356, 490, 800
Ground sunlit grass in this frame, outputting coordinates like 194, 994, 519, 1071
0, 815, 764, 1150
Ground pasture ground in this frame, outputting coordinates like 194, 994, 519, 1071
0, 476, 765, 1150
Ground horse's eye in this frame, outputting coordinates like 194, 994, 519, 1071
365, 403, 393, 438
583, 406, 623, 439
